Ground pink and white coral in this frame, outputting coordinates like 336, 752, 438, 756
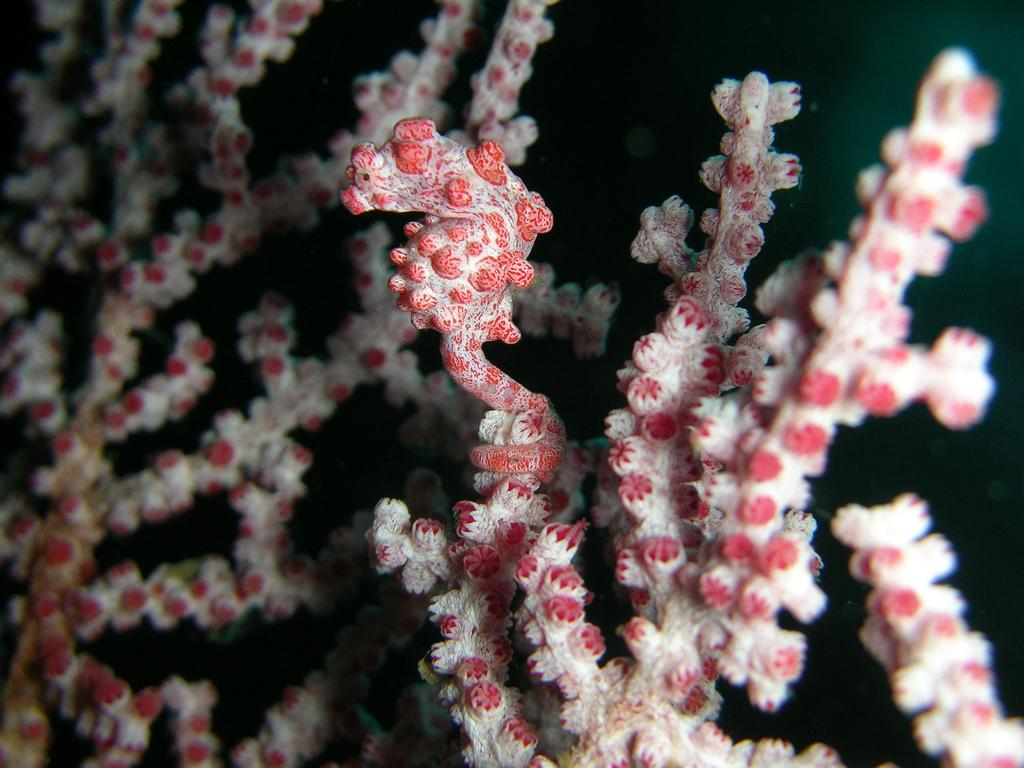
0, 1, 1019, 767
